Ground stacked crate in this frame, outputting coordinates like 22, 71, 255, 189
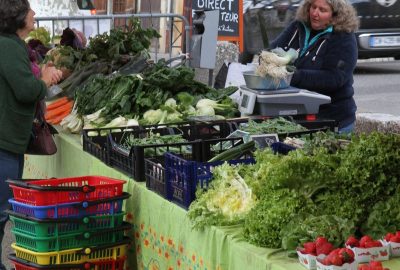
6, 176, 131, 270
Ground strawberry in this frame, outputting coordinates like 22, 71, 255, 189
358, 265, 370, 270
338, 248, 355, 263
316, 242, 334, 256
369, 261, 383, 268
360, 235, 373, 248
315, 236, 328, 248
346, 236, 360, 247
364, 240, 382, 248
389, 235, 400, 243
384, 232, 395, 242
303, 242, 317, 255
322, 257, 331, 266
396, 231, 400, 238
369, 261, 384, 270
326, 251, 343, 266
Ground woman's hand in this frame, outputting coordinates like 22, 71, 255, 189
41, 62, 63, 88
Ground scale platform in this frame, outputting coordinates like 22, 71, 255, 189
238, 85, 331, 116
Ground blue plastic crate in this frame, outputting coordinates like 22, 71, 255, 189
164, 153, 255, 209
145, 137, 247, 201
8, 193, 129, 219
270, 142, 297, 155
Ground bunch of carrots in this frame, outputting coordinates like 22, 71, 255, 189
45, 97, 74, 125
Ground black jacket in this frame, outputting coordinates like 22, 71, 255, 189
270, 21, 357, 128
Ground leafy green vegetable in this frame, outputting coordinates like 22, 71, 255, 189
85, 18, 160, 64
243, 188, 307, 248
123, 132, 187, 157
27, 27, 51, 46
240, 118, 308, 135
188, 163, 256, 229
335, 132, 400, 222
361, 188, 400, 239
281, 214, 355, 255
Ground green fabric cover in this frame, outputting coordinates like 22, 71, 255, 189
23, 131, 400, 270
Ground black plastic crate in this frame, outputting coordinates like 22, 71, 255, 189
108, 128, 203, 181
82, 126, 140, 165
145, 157, 166, 197
140, 119, 230, 141
225, 117, 337, 140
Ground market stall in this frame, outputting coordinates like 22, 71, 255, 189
19, 23, 400, 270
22, 128, 400, 270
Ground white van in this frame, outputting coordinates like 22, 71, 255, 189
29, 0, 111, 40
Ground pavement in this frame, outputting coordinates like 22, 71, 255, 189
2, 221, 13, 270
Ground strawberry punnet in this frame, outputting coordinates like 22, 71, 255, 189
357, 260, 390, 270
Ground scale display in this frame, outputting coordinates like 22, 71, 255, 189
238, 90, 257, 115
238, 85, 331, 117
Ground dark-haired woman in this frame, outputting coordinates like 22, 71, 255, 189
0, 1, 62, 267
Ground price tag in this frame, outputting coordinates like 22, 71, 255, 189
250, 134, 279, 149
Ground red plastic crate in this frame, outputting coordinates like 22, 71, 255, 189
7, 176, 126, 206
9, 254, 126, 270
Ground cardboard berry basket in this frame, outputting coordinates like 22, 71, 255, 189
297, 249, 317, 270
345, 245, 389, 263
381, 239, 400, 257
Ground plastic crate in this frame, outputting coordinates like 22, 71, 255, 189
144, 137, 244, 199
160, 137, 254, 209
82, 126, 140, 164
8, 193, 130, 219
140, 120, 230, 141
9, 254, 126, 270
108, 128, 203, 181
145, 157, 166, 198
7, 210, 126, 237
12, 222, 131, 252
7, 176, 126, 206
11, 238, 130, 265
225, 117, 337, 139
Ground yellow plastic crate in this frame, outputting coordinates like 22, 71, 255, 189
11, 239, 129, 265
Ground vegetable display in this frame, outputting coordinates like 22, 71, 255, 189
187, 163, 256, 229
187, 131, 400, 260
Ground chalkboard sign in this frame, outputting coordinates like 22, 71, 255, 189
192, 0, 243, 50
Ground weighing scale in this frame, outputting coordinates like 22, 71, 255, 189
238, 85, 331, 117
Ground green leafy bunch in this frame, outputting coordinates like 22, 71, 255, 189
281, 214, 355, 255
85, 18, 161, 62
243, 188, 308, 248
335, 132, 400, 214
28, 27, 51, 46
361, 187, 400, 239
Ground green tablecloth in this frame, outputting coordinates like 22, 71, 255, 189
22, 131, 400, 270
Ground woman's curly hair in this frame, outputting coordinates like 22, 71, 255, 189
0, 0, 30, 34
296, 0, 359, 33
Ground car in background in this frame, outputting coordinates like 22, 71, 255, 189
351, 0, 400, 59
241, 0, 400, 62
